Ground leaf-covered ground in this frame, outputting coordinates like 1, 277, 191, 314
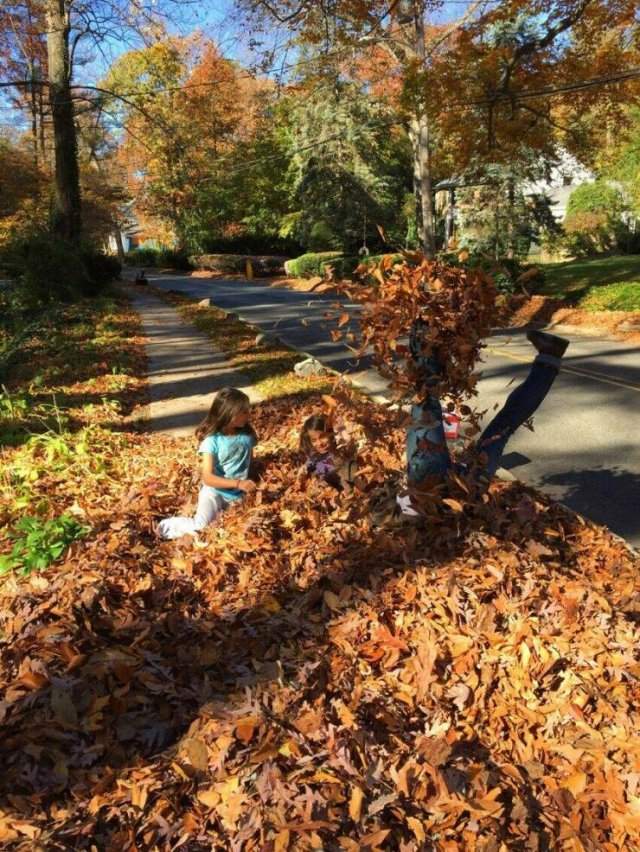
1, 287, 639, 851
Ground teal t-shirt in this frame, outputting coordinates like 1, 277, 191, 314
199, 431, 256, 501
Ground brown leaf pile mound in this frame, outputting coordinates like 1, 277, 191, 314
1, 390, 639, 851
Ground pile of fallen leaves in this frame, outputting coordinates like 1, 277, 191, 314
337, 255, 497, 410
1, 387, 639, 850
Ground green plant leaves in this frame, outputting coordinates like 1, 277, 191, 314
0, 513, 90, 577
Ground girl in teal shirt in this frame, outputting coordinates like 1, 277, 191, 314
158, 387, 257, 539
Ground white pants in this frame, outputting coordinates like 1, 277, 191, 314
158, 487, 230, 540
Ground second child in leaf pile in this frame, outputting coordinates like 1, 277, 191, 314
299, 414, 362, 492
157, 387, 257, 539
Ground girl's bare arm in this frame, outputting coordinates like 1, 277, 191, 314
201, 453, 256, 493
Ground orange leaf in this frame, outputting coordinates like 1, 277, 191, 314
442, 498, 464, 513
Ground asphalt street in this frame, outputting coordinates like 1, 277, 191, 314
147, 272, 640, 547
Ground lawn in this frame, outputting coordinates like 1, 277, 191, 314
536, 254, 640, 310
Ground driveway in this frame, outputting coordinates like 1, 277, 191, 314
146, 272, 640, 547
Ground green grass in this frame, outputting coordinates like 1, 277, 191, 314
536, 255, 640, 308
577, 281, 640, 312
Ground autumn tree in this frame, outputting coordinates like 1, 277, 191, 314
101, 37, 250, 249
0, 0, 194, 246
104, 37, 281, 252
241, 0, 639, 256
0, 1, 48, 169
0, 136, 49, 243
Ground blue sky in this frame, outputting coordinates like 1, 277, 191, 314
0, 1, 486, 135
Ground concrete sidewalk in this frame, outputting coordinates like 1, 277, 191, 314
126, 286, 260, 437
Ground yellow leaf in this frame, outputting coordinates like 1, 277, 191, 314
274, 829, 291, 852
338, 312, 350, 327
278, 739, 298, 757
334, 699, 357, 728
406, 816, 425, 843
260, 594, 281, 613
182, 738, 209, 771
311, 770, 341, 784
564, 771, 587, 796
449, 634, 473, 657
442, 497, 464, 513
197, 788, 220, 808
349, 786, 364, 821
218, 775, 239, 801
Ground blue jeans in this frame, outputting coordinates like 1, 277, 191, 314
407, 356, 560, 484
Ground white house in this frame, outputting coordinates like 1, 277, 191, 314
523, 151, 594, 223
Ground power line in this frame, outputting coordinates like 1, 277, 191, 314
475, 67, 640, 105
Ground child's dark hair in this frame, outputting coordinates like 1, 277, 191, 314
196, 387, 252, 442
300, 414, 333, 455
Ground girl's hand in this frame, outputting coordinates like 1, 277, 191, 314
237, 479, 257, 493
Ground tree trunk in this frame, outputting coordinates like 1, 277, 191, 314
506, 176, 515, 260
409, 113, 436, 258
113, 228, 126, 264
409, 2, 436, 259
38, 82, 47, 165
46, 0, 81, 243
28, 64, 39, 168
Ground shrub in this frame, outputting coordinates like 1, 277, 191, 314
17, 234, 94, 302
158, 249, 192, 270
0, 232, 119, 306
283, 252, 402, 281
80, 248, 122, 288
192, 254, 287, 276
125, 247, 194, 270
192, 254, 249, 274
125, 247, 161, 266
308, 221, 339, 252
564, 182, 629, 256
324, 255, 360, 280
284, 252, 345, 278
358, 253, 403, 273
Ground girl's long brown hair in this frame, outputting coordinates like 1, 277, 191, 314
195, 387, 253, 442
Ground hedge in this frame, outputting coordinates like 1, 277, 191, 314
284, 252, 362, 279
284, 251, 403, 280
125, 248, 193, 270
191, 254, 288, 276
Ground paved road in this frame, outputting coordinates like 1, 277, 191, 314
147, 273, 640, 547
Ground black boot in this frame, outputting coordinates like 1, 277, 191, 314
526, 329, 570, 359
